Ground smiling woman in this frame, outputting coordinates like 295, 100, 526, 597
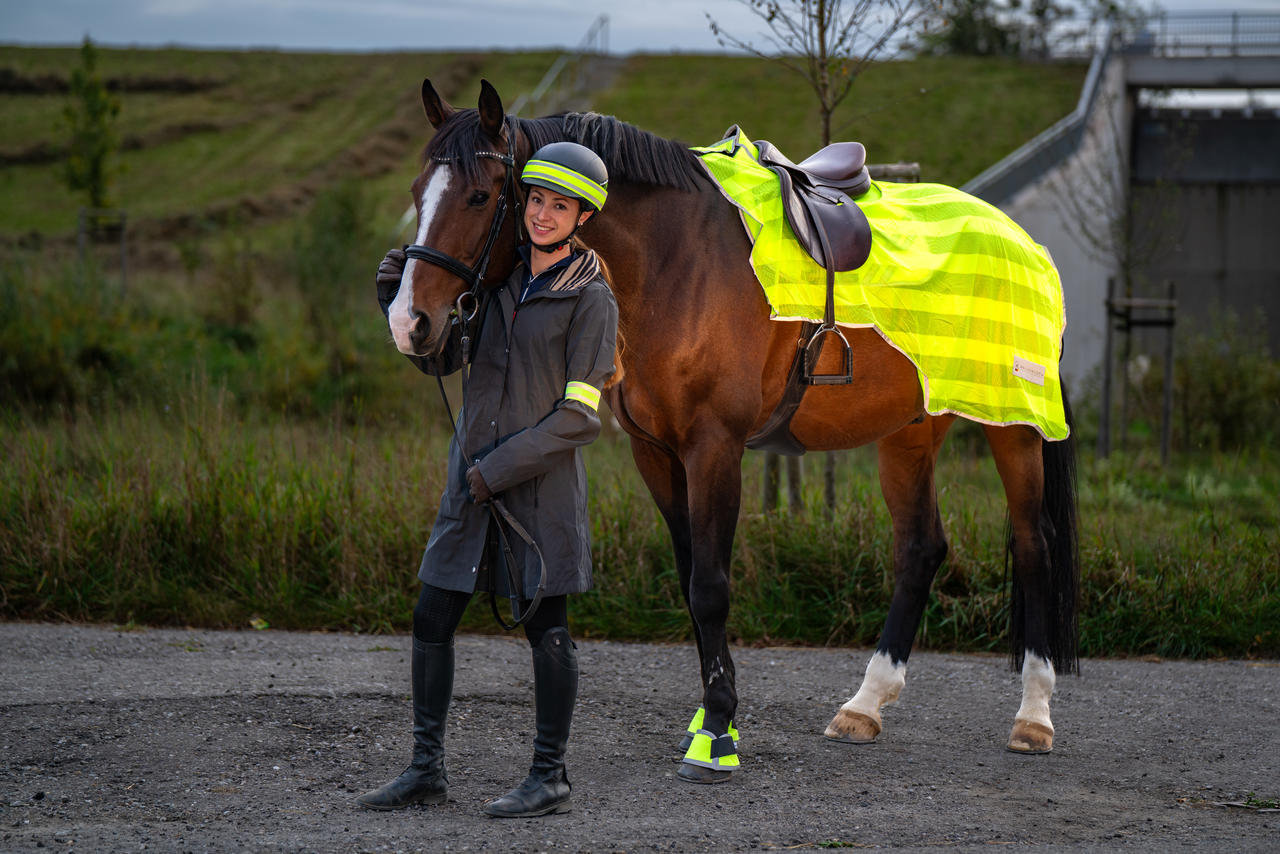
365, 83, 621, 818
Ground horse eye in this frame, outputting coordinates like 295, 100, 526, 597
468, 191, 490, 207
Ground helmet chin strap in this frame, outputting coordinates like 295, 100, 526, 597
530, 216, 589, 254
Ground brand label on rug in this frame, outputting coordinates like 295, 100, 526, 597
1013, 356, 1046, 386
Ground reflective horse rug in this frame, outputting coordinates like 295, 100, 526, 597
695, 128, 1069, 441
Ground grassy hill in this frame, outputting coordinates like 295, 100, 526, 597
3, 46, 1278, 657
0, 45, 1086, 243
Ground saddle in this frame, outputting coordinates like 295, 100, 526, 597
752, 136, 873, 273
728, 129, 877, 454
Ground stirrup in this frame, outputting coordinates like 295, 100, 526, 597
803, 323, 852, 385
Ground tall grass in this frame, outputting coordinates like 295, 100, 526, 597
1, 44, 1273, 658
2, 392, 1276, 657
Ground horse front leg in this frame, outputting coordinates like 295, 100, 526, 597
826, 417, 951, 744
627, 436, 698, 651
673, 430, 744, 784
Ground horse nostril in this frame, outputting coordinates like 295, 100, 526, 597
410, 309, 429, 344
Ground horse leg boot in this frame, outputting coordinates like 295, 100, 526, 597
484, 627, 577, 817
356, 638, 452, 809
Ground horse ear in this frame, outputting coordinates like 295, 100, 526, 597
421, 79, 455, 129
477, 79, 505, 142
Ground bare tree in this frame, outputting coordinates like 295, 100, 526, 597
709, 1, 935, 512
708, 0, 936, 145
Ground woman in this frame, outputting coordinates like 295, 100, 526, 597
360, 142, 618, 818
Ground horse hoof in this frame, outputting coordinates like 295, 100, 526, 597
677, 763, 734, 784
823, 708, 880, 744
1007, 719, 1054, 754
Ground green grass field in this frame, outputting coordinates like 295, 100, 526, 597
0, 45, 1085, 239
2, 45, 1277, 658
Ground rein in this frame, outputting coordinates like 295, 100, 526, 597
411, 120, 546, 629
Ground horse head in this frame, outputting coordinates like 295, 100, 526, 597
387, 79, 524, 357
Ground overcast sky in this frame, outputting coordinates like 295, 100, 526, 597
4, 0, 1280, 55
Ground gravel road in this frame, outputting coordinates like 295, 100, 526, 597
2, 622, 1277, 852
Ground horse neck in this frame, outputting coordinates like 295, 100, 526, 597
585, 178, 736, 319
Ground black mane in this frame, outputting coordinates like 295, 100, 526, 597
424, 109, 705, 192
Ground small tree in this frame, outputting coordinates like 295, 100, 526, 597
708, 0, 936, 146
64, 36, 121, 211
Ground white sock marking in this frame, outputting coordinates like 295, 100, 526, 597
841, 651, 906, 725
389, 168, 451, 353
1015, 651, 1056, 732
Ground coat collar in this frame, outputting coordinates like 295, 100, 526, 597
514, 246, 602, 296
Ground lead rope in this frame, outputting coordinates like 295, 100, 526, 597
434, 293, 546, 631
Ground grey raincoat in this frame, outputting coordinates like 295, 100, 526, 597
403, 249, 618, 599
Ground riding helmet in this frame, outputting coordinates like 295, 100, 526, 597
521, 142, 608, 211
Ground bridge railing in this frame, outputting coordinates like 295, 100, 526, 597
961, 25, 1115, 206
508, 14, 610, 117
1127, 12, 1280, 58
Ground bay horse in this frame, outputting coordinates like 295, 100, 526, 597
387, 79, 1079, 783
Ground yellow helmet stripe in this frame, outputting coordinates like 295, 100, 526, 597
564, 380, 601, 411
523, 160, 608, 209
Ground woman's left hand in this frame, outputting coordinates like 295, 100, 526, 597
466, 466, 493, 503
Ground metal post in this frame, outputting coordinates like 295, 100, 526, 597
786, 456, 803, 513
823, 452, 836, 512
1098, 277, 1114, 459
1118, 291, 1132, 452
763, 453, 780, 512
1160, 281, 1176, 464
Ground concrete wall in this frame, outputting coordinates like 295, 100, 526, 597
996, 60, 1129, 391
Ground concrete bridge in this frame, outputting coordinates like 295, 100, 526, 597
963, 11, 1280, 392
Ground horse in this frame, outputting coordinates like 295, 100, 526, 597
387, 78, 1079, 784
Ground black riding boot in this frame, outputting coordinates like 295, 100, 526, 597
356, 638, 453, 810
483, 627, 577, 817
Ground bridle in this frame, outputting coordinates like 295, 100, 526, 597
404, 119, 547, 630
403, 119, 521, 327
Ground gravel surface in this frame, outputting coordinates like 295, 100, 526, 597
2, 622, 1278, 852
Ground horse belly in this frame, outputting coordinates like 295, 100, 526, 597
787, 330, 924, 451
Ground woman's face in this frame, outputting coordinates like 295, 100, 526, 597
524, 185, 590, 246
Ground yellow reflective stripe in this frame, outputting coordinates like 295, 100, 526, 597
685, 706, 740, 745
522, 160, 608, 209
682, 730, 740, 770
694, 129, 1070, 441
564, 380, 601, 411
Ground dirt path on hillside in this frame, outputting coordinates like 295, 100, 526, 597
2, 623, 1277, 852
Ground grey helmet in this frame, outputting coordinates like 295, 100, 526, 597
521, 142, 608, 211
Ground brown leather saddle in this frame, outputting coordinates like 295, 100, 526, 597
721, 129, 876, 454
752, 137, 874, 273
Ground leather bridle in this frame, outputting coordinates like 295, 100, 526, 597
403, 120, 521, 326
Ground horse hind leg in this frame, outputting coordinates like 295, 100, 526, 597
826, 418, 952, 744
986, 420, 1079, 755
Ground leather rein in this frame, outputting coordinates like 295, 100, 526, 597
405, 122, 547, 630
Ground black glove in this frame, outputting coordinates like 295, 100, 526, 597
375, 247, 406, 315
466, 465, 493, 503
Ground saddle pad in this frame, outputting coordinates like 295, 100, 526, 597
694, 128, 1069, 441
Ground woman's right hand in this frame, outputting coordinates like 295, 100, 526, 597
375, 247, 406, 314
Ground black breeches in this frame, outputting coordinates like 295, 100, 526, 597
413, 583, 568, 648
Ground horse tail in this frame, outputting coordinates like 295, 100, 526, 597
1010, 382, 1080, 675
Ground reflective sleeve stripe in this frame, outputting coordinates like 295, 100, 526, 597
564, 381, 601, 411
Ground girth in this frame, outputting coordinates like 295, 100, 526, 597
745, 321, 822, 456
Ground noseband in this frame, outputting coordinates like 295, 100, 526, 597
404, 121, 520, 323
